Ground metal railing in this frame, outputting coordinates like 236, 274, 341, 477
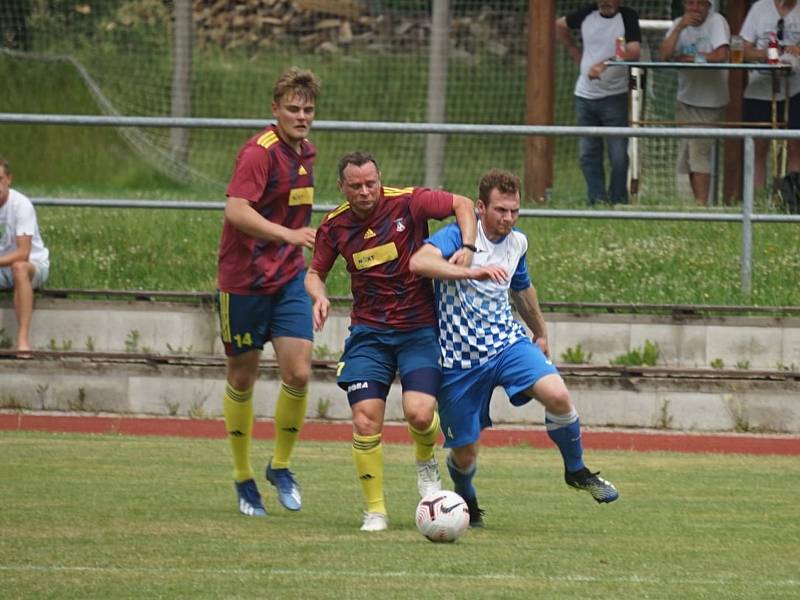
3, 112, 800, 297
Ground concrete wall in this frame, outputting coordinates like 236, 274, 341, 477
1, 358, 797, 433
2, 297, 799, 370
1, 297, 798, 433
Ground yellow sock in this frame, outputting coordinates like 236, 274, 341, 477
223, 383, 254, 482
271, 382, 308, 469
408, 411, 440, 462
352, 433, 386, 514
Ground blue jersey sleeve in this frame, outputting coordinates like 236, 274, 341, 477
424, 223, 462, 260
510, 252, 532, 291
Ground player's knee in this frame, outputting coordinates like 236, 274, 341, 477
543, 386, 573, 414
450, 446, 477, 469
404, 405, 434, 432
282, 366, 310, 389
352, 411, 381, 436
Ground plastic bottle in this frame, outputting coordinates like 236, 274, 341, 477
768, 31, 780, 64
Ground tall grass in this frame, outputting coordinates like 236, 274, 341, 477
1, 432, 798, 599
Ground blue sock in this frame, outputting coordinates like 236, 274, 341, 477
446, 453, 477, 501
546, 409, 585, 473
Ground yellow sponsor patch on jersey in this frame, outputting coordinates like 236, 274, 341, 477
288, 187, 314, 206
363, 228, 376, 240
298, 165, 308, 176
352, 242, 398, 271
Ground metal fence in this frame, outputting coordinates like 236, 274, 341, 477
2, 111, 799, 297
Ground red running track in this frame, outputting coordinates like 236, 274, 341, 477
1, 413, 799, 455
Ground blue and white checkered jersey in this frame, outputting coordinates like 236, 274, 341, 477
425, 220, 532, 369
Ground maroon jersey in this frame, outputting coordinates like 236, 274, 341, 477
218, 124, 315, 295
313, 186, 454, 330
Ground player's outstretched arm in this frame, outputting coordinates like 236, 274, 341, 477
225, 196, 315, 247
448, 194, 477, 267
304, 268, 331, 331
410, 243, 507, 282
511, 285, 550, 357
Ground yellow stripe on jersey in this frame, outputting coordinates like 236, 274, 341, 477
353, 242, 398, 271
256, 131, 279, 149
288, 187, 314, 206
219, 291, 231, 343
383, 186, 414, 197
326, 202, 351, 220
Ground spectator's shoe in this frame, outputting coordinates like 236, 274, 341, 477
266, 461, 302, 511
235, 479, 267, 517
415, 458, 443, 498
360, 511, 389, 532
464, 495, 485, 528
565, 468, 619, 504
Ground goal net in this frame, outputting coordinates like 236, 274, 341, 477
0, 0, 707, 205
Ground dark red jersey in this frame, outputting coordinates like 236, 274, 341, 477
312, 186, 454, 330
218, 124, 315, 295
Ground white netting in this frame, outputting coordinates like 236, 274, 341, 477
1, 1, 712, 204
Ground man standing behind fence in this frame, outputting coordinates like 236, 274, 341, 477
659, 0, 730, 206
216, 67, 320, 517
556, 0, 641, 205
740, 0, 800, 189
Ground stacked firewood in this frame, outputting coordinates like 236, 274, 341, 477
191, 0, 525, 57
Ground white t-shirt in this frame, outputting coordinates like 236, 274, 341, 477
0, 189, 50, 268
567, 5, 642, 100
740, 0, 800, 100
666, 12, 731, 107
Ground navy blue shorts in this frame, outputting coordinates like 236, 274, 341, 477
337, 325, 441, 394
217, 270, 313, 356
743, 93, 800, 129
438, 338, 559, 448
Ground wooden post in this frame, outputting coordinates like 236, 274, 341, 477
724, 0, 748, 204
524, 0, 555, 203
424, 0, 449, 189
170, 0, 192, 166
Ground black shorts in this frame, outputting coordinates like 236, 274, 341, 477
743, 93, 800, 129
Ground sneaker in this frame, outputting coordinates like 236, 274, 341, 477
415, 458, 442, 498
360, 511, 389, 532
465, 495, 485, 528
235, 479, 267, 517
266, 460, 302, 511
565, 468, 619, 504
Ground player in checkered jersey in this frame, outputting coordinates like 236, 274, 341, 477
410, 169, 619, 526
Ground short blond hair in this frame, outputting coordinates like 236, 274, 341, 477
273, 67, 321, 104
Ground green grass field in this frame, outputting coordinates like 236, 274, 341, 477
1, 431, 798, 599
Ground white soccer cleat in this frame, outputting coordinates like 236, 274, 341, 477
360, 511, 389, 532
416, 457, 443, 498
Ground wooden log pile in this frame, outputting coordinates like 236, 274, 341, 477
191, 0, 527, 57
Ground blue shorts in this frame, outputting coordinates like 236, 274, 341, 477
217, 270, 313, 356
337, 325, 441, 393
438, 338, 559, 448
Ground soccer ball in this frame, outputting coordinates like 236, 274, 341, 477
415, 490, 470, 543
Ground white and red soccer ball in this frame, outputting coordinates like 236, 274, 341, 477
415, 490, 470, 543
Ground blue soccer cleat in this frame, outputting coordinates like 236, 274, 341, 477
266, 460, 302, 511
235, 479, 267, 517
565, 468, 619, 504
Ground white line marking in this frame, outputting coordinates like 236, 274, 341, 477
1, 565, 797, 587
